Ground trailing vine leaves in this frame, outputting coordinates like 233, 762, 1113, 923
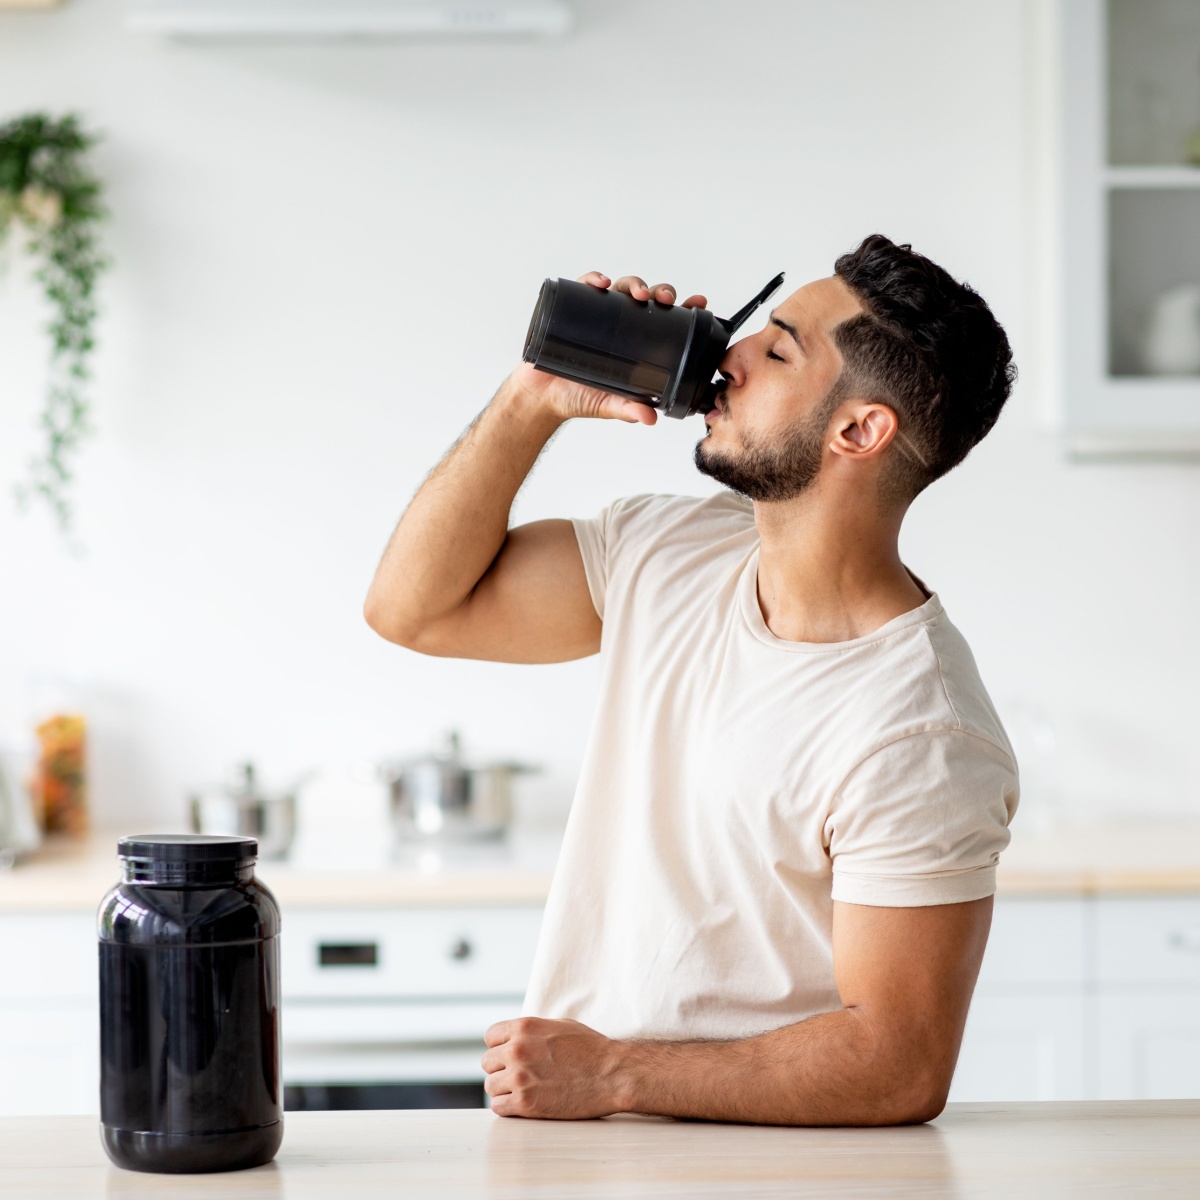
0, 112, 108, 530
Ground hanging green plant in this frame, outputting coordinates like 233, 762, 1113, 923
0, 112, 108, 529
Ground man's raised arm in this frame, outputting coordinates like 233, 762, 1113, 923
363, 272, 703, 665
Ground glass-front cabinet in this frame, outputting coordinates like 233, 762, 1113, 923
1059, 0, 1200, 452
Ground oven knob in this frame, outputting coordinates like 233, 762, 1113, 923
449, 937, 473, 962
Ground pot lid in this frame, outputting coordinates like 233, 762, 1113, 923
192, 761, 276, 805
385, 732, 540, 775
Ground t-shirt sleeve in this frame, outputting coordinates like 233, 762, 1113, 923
570, 510, 609, 621
569, 494, 661, 622
826, 731, 1018, 907
571, 492, 755, 623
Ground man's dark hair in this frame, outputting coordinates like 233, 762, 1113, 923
832, 234, 1016, 502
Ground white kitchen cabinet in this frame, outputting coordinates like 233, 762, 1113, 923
949, 898, 1090, 1102
973, 898, 1089, 989
0, 913, 97, 1000
949, 994, 1089, 1102
1094, 897, 1200, 985
0, 914, 98, 1116
1092, 897, 1200, 1099
952, 897, 1200, 1102
1096, 992, 1200, 1099
1052, 0, 1200, 453
0, 1002, 99, 1117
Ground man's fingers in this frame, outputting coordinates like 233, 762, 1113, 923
612, 275, 650, 300
484, 1021, 513, 1048
624, 400, 658, 425
572, 273, 694, 308
483, 1068, 511, 1097
481, 1046, 507, 1073
601, 396, 658, 426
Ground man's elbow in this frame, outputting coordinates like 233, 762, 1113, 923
363, 593, 458, 656
884, 1065, 952, 1125
897, 1082, 950, 1125
363, 591, 419, 648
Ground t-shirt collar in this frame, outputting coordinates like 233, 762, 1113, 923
737, 546, 944, 654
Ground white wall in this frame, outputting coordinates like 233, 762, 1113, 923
0, 0, 1195, 827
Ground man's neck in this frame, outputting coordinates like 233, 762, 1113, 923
752, 485, 927, 644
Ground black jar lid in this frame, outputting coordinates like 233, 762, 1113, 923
118, 834, 258, 862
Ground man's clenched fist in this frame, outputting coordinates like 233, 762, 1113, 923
482, 1016, 630, 1119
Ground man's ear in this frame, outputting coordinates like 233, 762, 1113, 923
829, 403, 899, 459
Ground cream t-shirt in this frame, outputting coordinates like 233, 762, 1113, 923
523, 492, 1018, 1042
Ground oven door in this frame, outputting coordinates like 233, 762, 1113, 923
280, 906, 543, 1111
282, 999, 517, 1110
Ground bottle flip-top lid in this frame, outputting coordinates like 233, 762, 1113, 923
720, 272, 787, 337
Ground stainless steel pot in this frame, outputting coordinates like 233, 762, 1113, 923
189, 763, 297, 860
382, 732, 536, 842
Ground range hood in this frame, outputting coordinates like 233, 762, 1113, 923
125, 0, 573, 38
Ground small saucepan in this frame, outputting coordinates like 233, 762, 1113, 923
189, 763, 298, 861
380, 732, 537, 842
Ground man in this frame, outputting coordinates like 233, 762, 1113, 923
365, 234, 1019, 1126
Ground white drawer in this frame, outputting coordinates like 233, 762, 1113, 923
974, 898, 1088, 990
0, 914, 97, 1001
1096, 897, 1200, 985
280, 906, 543, 1000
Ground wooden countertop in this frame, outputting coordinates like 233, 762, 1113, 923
0, 830, 561, 913
2, 818, 1200, 913
2, 1103, 1198, 1198
995, 818, 1200, 895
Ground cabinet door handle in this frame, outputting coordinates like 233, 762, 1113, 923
1167, 928, 1200, 953
449, 937, 473, 962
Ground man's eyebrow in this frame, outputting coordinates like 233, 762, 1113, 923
769, 309, 803, 347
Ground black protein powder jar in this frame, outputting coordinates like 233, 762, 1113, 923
98, 834, 283, 1173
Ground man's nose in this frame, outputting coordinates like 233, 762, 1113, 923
717, 342, 747, 388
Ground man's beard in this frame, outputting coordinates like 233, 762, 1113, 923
693, 397, 834, 503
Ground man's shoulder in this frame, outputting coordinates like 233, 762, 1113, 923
597, 490, 755, 548
907, 608, 1015, 763
570, 492, 755, 621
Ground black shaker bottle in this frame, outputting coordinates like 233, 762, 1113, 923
98, 834, 282, 1173
522, 270, 784, 418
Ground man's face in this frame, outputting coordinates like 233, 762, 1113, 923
694, 275, 864, 501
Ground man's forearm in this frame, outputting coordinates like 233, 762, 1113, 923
484, 1010, 956, 1126
611, 1009, 949, 1126
364, 378, 563, 643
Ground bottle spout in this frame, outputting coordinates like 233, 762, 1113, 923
695, 377, 724, 415
719, 272, 786, 334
